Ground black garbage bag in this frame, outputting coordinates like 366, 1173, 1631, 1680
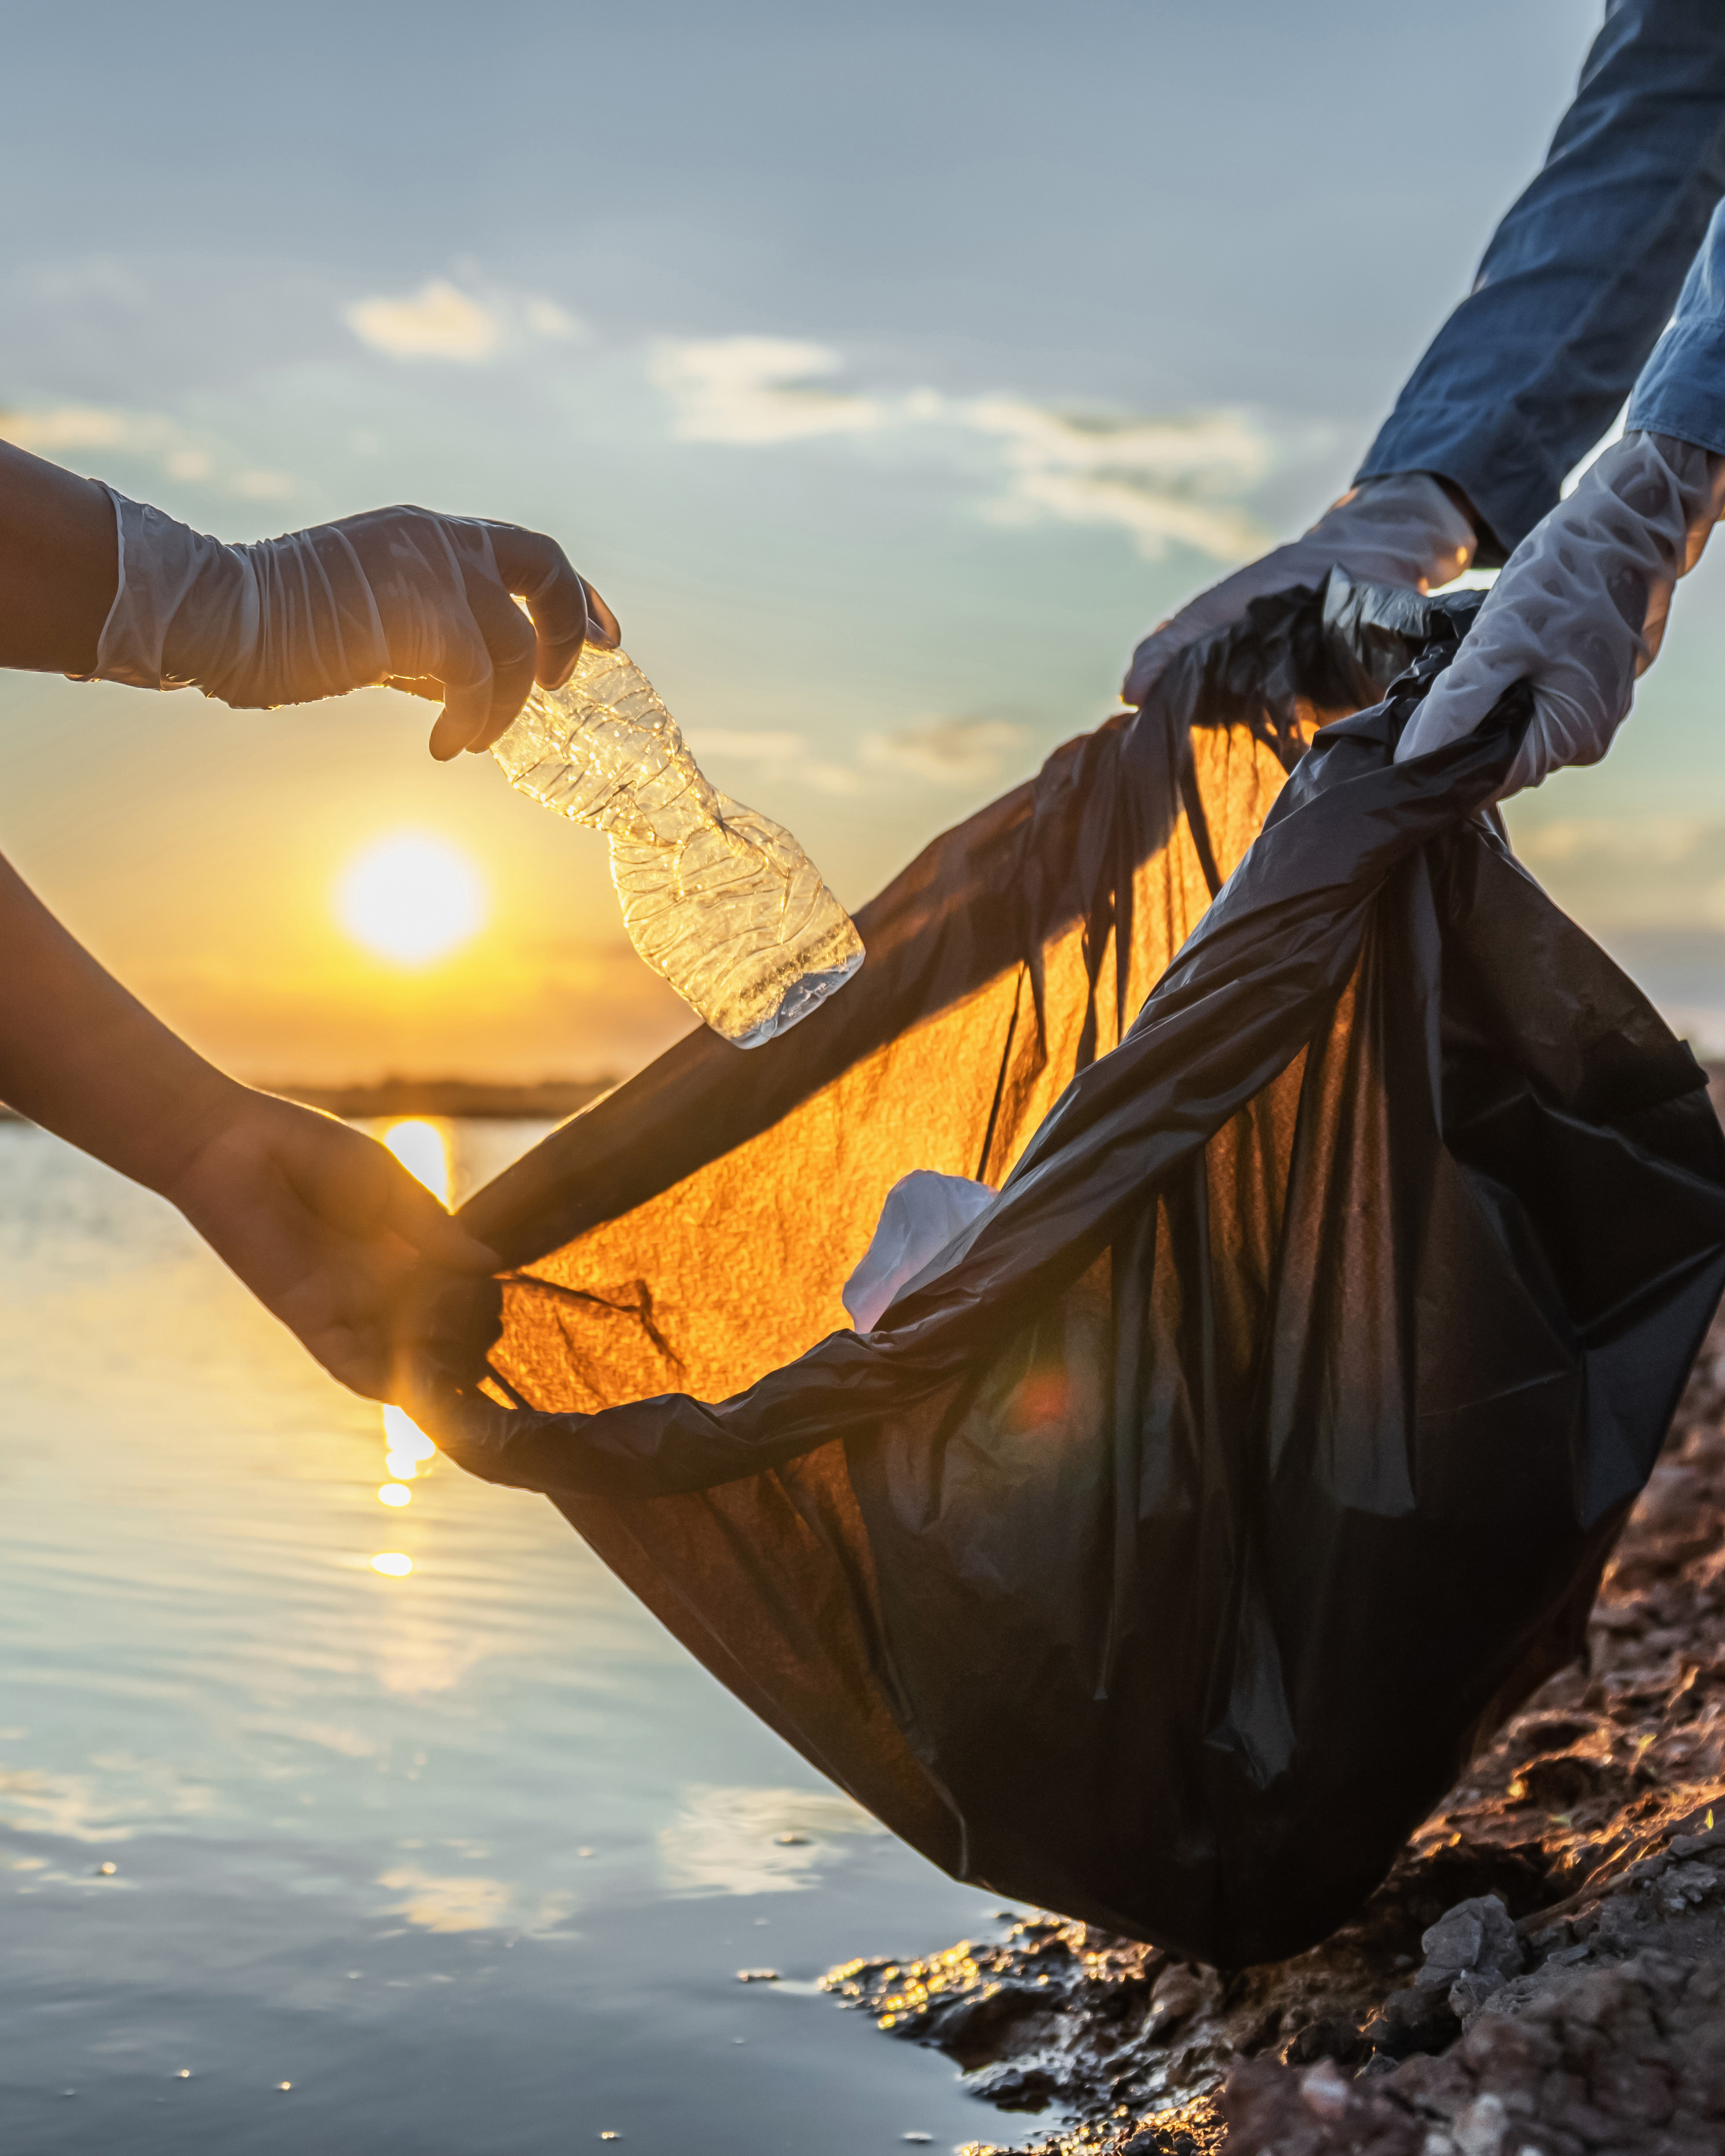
409, 580, 1725, 1967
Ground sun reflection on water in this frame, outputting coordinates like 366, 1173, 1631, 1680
371, 1124, 454, 1566
382, 1402, 437, 1487
382, 1117, 451, 1203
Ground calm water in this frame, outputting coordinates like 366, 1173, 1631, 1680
0, 1119, 1015, 2155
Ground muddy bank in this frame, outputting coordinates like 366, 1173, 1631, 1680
824, 1315, 1725, 2153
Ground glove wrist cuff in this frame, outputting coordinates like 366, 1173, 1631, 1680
87, 488, 257, 697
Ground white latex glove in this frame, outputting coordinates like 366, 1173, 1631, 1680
1396, 432, 1725, 797
1122, 470, 1475, 706
85, 492, 620, 759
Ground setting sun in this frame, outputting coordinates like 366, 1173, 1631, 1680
336, 833, 487, 966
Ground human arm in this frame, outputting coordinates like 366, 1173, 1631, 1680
0, 439, 119, 675
1126, 2, 1725, 710
0, 434, 620, 758
1357, 0, 1725, 559
1396, 58, 1725, 800
0, 847, 497, 1398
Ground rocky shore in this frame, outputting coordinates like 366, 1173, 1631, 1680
825, 1316, 1725, 2154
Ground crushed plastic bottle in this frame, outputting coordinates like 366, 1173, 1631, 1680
491, 644, 865, 1048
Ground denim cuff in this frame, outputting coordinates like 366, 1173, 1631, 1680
1626, 318, 1725, 454
1354, 401, 1566, 563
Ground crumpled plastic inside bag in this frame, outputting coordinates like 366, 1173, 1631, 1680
842, 1171, 995, 1332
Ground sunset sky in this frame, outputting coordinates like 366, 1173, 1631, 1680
7, 0, 1724, 1083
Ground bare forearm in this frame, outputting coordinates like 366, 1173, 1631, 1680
0, 851, 245, 1192
0, 440, 119, 674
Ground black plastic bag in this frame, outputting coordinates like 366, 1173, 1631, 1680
411, 581, 1725, 1965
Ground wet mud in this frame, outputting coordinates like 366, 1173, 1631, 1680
824, 1312, 1725, 2153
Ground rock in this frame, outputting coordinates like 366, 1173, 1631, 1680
1446, 1970, 1505, 2019
1653, 1862, 1720, 1917
966, 2061, 1063, 2113
1360, 1983, 1458, 2058
1451, 2090, 1511, 2156
1281, 2018, 1370, 2068
1417, 1895, 1525, 1997
1146, 1965, 1204, 2027
1298, 2060, 1350, 2120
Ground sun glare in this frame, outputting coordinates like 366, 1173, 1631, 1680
336, 833, 486, 966
383, 1119, 452, 1203
382, 1402, 437, 1483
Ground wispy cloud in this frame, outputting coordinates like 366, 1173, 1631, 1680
951, 396, 1270, 560
861, 716, 1029, 786
685, 727, 861, 795
686, 713, 1029, 798
1, 403, 296, 500
685, 728, 810, 769
649, 334, 1271, 560
651, 337, 883, 445
343, 278, 584, 364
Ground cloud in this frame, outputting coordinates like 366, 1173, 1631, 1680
1, 403, 298, 502
685, 726, 861, 795
344, 278, 501, 361
685, 728, 808, 767
652, 337, 884, 444
3, 403, 130, 453
648, 336, 1273, 560
343, 278, 585, 364
951, 397, 1270, 560
861, 716, 1029, 787
524, 296, 581, 341
684, 716, 1030, 797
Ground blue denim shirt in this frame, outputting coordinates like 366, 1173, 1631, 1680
1356, 1, 1725, 557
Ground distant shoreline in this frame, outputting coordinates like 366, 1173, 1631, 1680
6, 1058, 1725, 1129
0, 1076, 619, 1126
273, 1076, 619, 1121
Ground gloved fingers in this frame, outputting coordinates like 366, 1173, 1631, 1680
581, 577, 621, 651
1122, 476, 1476, 710
425, 569, 539, 763
487, 524, 617, 689
1393, 674, 1497, 765
428, 666, 500, 762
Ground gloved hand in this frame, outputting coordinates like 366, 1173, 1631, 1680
1395, 432, 1725, 797
1122, 470, 1475, 707
85, 491, 620, 760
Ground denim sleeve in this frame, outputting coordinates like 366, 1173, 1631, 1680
1355, 0, 1725, 557
1627, 192, 1725, 447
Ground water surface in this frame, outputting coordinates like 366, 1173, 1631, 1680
0, 1120, 1011, 2153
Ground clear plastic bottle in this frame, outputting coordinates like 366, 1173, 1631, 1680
491, 644, 865, 1049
